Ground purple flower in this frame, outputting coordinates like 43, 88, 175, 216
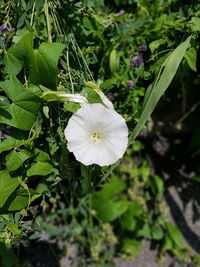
127, 80, 134, 88
4, 128, 10, 134
136, 54, 143, 64
113, 21, 118, 27
0, 134, 6, 140
0, 24, 7, 31
139, 130, 148, 137
116, 10, 125, 16
100, 5, 107, 13
140, 43, 147, 51
130, 51, 136, 57
121, 159, 127, 165
107, 92, 115, 102
1, 37, 5, 42
116, 45, 122, 52
104, 19, 111, 25
130, 54, 143, 66
130, 60, 137, 68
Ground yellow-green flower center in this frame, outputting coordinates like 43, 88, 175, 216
90, 132, 102, 144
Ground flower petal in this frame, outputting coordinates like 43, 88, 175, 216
64, 103, 128, 166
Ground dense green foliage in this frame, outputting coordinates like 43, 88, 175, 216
0, 0, 200, 266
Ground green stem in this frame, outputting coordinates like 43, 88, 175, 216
30, 1, 35, 26
66, 51, 74, 93
44, 0, 52, 42
100, 160, 120, 184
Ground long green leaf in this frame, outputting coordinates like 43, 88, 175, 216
129, 35, 191, 144
102, 35, 192, 181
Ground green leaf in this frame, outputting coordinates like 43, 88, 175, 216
120, 212, 136, 231
150, 53, 170, 73
0, 76, 41, 130
149, 39, 166, 53
96, 175, 126, 199
26, 148, 54, 176
0, 170, 19, 208
27, 161, 54, 176
6, 149, 32, 171
136, 223, 151, 238
162, 236, 173, 252
129, 35, 191, 144
34, 148, 51, 161
150, 175, 164, 196
136, 222, 163, 240
92, 196, 128, 222
109, 49, 119, 74
28, 42, 66, 88
150, 223, 164, 240
100, 78, 117, 90
7, 224, 21, 235
0, 241, 19, 267
3, 189, 39, 211
13, 28, 31, 43
63, 102, 80, 113
4, 32, 34, 76
190, 17, 200, 31
83, 87, 103, 104
192, 176, 200, 183
3, 53, 23, 78
121, 239, 141, 258
166, 223, 185, 250
129, 201, 143, 216
184, 47, 197, 72
36, 183, 48, 193
0, 129, 28, 153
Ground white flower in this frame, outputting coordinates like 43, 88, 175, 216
64, 103, 128, 166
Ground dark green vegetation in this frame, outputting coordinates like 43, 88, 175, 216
0, 0, 200, 266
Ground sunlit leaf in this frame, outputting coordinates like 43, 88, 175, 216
0, 76, 41, 130
28, 42, 65, 88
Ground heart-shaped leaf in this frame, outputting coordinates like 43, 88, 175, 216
0, 76, 41, 130
28, 42, 66, 88
4, 32, 34, 77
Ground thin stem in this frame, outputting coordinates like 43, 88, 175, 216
66, 51, 74, 93
30, 1, 35, 26
44, 0, 52, 42
147, 48, 173, 62
100, 160, 120, 184
76, 41, 95, 81
175, 102, 200, 126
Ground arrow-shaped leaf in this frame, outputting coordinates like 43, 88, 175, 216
0, 76, 41, 130
28, 42, 66, 89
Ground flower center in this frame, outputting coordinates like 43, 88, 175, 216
90, 132, 102, 144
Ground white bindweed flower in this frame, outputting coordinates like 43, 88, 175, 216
64, 103, 128, 166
